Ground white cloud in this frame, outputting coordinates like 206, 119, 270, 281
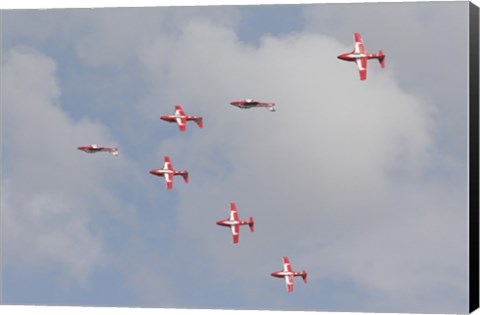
133, 18, 468, 311
2, 48, 138, 283
1, 4, 470, 312
302, 1, 469, 163
71, 7, 241, 68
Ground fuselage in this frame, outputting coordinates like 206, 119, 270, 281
270, 270, 305, 278
160, 113, 200, 122
230, 100, 275, 111
149, 169, 172, 176
216, 219, 248, 227
150, 169, 186, 177
337, 51, 380, 62
78, 146, 103, 153
78, 145, 117, 154
271, 270, 293, 278
230, 101, 260, 109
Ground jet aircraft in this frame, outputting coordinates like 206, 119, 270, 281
150, 156, 189, 189
160, 105, 203, 131
216, 202, 254, 244
78, 144, 118, 156
271, 256, 307, 292
337, 32, 385, 80
230, 99, 276, 112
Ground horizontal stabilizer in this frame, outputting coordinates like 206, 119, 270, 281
378, 50, 385, 68
182, 172, 189, 183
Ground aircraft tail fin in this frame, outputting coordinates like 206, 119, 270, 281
302, 270, 308, 283
378, 50, 385, 68
111, 149, 119, 156
196, 117, 203, 128
182, 172, 189, 183
248, 217, 254, 232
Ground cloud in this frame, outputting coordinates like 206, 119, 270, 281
2, 48, 134, 283
132, 17, 467, 312
302, 1, 469, 163
70, 6, 241, 67
2, 4, 469, 312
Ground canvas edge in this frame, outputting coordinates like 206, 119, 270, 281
470, 1, 480, 314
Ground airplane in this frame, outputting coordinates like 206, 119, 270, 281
216, 202, 254, 244
271, 256, 307, 292
78, 144, 118, 156
337, 32, 385, 80
230, 99, 276, 112
160, 105, 203, 131
149, 156, 189, 189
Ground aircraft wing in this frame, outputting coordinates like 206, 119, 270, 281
355, 57, 368, 80
164, 156, 173, 171
165, 172, 173, 189
231, 224, 240, 244
176, 117, 186, 131
285, 274, 294, 292
230, 202, 240, 221
354, 33, 366, 54
175, 105, 187, 131
283, 256, 293, 272
175, 105, 186, 115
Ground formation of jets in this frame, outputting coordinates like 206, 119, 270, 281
77, 32, 384, 293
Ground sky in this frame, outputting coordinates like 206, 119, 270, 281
0, 1, 474, 314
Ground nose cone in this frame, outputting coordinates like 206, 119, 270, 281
216, 220, 222, 226
160, 115, 169, 121
337, 53, 348, 60
270, 272, 277, 277
150, 169, 158, 175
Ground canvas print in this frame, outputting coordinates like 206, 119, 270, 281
1, 1, 478, 314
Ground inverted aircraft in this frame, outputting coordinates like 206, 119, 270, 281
337, 32, 385, 80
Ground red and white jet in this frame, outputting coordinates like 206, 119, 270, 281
78, 144, 118, 156
230, 99, 276, 112
216, 202, 254, 244
160, 105, 203, 131
337, 33, 385, 80
271, 256, 307, 292
149, 156, 189, 189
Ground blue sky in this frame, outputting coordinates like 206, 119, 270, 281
1, 1, 472, 313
